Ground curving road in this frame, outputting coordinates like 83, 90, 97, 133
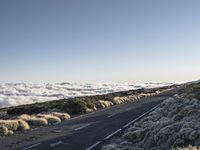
8, 88, 178, 150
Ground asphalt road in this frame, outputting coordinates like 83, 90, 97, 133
19, 89, 178, 150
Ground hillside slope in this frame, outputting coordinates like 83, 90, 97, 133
102, 83, 200, 150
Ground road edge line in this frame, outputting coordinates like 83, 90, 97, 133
21, 143, 41, 150
85, 101, 163, 150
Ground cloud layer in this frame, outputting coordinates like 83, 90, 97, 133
0, 82, 175, 108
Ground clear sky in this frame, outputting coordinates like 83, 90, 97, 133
0, 0, 200, 83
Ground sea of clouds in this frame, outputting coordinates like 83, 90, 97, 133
0, 82, 176, 108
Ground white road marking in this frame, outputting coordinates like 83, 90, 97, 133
21, 143, 41, 150
50, 140, 69, 147
50, 140, 62, 147
107, 113, 117, 118
52, 130, 63, 133
74, 123, 91, 131
108, 108, 132, 118
103, 129, 122, 140
122, 103, 162, 129
85, 141, 102, 150
85, 102, 163, 150
32, 128, 39, 131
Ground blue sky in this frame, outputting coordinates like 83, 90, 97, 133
0, 0, 200, 83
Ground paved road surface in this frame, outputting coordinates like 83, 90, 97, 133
19, 89, 178, 150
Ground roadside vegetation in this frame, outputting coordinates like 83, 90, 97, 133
0, 119, 30, 136
102, 82, 200, 150
0, 112, 71, 136
172, 145, 200, 150
0, 85, 175, 137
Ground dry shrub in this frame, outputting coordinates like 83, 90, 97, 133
112, 97, 124, 105
19, 114, 48, 126
156, 90, 161, 94
85, 105, 97, 112
36, 114, 61, 124
123, 129, 145, 142
95, 101, 105, 108
27, 118, 48, 126
0, 120, 19, 131
86, 108, 95, 113
18, 119, 30, 130
103, 100, 113, 107
52, 112, 71, 120
7, 130, 14, 135
127, 95, 139, 101
125, 93, 149, 102
0, 125, 8, 136
172, 145, 200, 150
18, 114, 32, 120
96, 100, 113, 108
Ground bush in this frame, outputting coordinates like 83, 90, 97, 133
36, 114, 61, 124
102, 144, 118, 150
94, 101, 105, 109
0, 120, 19, 131
102, 100, 113, 107
19, 114, 48, 126
172, 145, 200, 150
18, 114, 31, 120
7, 130, 14, 135
52, 112, 71, 120
189, 84, 200, 100
85, 100, 96, 110
18, 119, 30, 130
0, 125, 8, 136
60, 100, 88, 114
112, 97, 124, 105
28, 118, 48, 126
123, 129, 145, 142
95, 100, 113, 108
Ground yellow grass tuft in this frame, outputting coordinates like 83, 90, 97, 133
17, 119, 30, 130
112, 97, 124, 104
36, 114, 61, 124
52, 112, 71, 121
7, 130, 14, 135
0, 120, 19, 131
97, 100, 113, 108
0, 125, 8, 136
19, 114, 48, 126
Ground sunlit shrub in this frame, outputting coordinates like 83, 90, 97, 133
172, 145, 200, 150
7, 130, 14, 135
19, 114, 48, 126
36, 114, 61, 124
18, 119, 30, 130
52, 112, 71, 120
0, 125, 8, 136
0, 120, 19, 131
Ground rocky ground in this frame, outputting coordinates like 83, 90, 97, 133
102, 82, 200, 150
